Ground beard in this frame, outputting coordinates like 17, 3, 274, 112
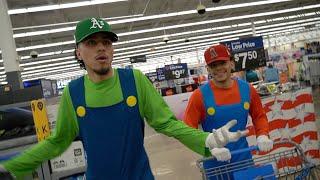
93, 67, 111, 75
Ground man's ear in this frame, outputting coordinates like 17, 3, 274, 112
205, 65, 211, 74
230, 60, 235, 71
76, 48, 81, 60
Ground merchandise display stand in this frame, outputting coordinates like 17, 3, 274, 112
165, 87, 320, 168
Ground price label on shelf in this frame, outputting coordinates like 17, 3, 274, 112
222, 36, 266, 72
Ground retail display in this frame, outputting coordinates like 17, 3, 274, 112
165, 87, 320, 169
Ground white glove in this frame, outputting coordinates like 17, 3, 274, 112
257, 135, 273, 152
0, 165, 14, 180
210, 148, 231, 162
205, 120, 249, 149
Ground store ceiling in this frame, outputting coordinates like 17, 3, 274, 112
0, 0, 320, 82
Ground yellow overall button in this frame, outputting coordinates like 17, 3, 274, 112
76, 106, 86, 117
244, 102, 250, 110
207, 107, 215, 116
127, 96, 137, 107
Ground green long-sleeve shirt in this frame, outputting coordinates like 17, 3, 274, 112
2, 68, 210, 178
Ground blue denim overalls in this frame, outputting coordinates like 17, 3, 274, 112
69, 69, 154, 180
200, 79, 252, 180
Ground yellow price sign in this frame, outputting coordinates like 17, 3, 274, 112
31, 99, 51, 142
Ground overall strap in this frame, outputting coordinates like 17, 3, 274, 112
117, 69, 145, 137
68, 76, 86, 109
237, 79, 251, 103
117, 69, 138, 99
199, 82, 216, 109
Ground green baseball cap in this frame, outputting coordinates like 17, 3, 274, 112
75, 17, 118, 44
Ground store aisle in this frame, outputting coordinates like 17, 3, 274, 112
144, 86, 320, 179
144, 125, 202, 180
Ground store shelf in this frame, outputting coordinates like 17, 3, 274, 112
0, 135, 37, 150
50, 166, 86, 180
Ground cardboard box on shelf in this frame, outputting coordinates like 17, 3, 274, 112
50, 141, 86, 172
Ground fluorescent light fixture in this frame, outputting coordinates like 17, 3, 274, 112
14, 27, 75, 38
13, 14, 143, 31
117, 4, 320, 36
17, 41, 74, 51
22, 61, 77, 71
112, 25, 314, 63
20, 49, 74, 60
43, 71, 85, 80
14, 8, 320, 54
114, 29, 252, 57
8, 0, 128, 15
114, 36, 241, 61
111, 0, 293, 25
22, 70, 85, 81
14, 0, 313, 38
17, 24, 319, 77
14, 11, 318, 55
21, 56, 74, 67
113, 21, 319, 59
0, 82, 7, 85
21, 64, 79, 76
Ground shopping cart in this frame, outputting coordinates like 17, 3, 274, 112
197, 140, 319, 180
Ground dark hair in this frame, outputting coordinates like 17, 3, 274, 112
74, 48, 86, 70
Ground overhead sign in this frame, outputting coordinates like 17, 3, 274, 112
156, 68, 166, 81
164, 63, 188, 80
145, 72, 158, 83
129, 55, 147, 63
222, 36, 266, 72
31, 99, 51, 142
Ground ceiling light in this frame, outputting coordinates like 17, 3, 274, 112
12, 0, 302, 38
8, 0, 128, 15
15, 11, 319, 54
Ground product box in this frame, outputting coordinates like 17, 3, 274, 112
50, 141, 86, 172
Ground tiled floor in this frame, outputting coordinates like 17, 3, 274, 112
144, 86, 320, 180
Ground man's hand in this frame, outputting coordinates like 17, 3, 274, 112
210, 148, 231, 161
206, 120, 248, 149
257, 135, 273, 152
0, 165, 14, 180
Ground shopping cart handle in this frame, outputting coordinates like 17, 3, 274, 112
230, 146, 259, 156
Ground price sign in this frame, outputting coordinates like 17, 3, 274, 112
156, 68, 166, 81
222, 36, 266, 71
129, 55, 147, 63
164, 63, 188, 80
31, 99, 51, 142
145, 72, 158, 82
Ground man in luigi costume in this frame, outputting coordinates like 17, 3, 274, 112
0, 18, 248, 180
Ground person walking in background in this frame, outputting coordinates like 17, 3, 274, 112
0, 18, 248, 180
245, 69, 260, 83
184, 44, 273, 179
264, 63, 279, 82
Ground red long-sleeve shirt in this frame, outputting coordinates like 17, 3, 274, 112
183, 79, 269, 136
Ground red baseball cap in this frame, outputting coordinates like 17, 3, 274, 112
204, 44, 231, 65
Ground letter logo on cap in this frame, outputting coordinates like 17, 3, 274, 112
90, 18, 104, 29
225, 46, 231, 56
210, 48, 217, 59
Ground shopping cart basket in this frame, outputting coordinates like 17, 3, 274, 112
197, 140, 319, 180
